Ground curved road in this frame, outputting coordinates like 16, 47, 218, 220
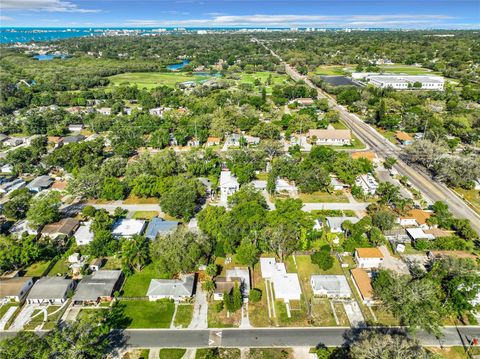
254, 38, 480, 234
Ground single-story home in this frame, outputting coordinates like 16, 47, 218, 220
41, 218, 80, 238
0, 276, 34, 302
307, 129, 351, 146
351, 268, 374, 304
395, 131, 413, 145
144, 218, 178, 240
310, 275, 352, 298
97, 107, 111, 115
213, 267, 251, 301
226, 134, 260, 147
0, 178, 26, 196
406, 227, 435, 241
1, 164, 13, 174
289, 98, 315, 106
73, 221, 94, 245
26, 175, 53, 192
9, 219, 40, 238
111, 219, 146, 238
147, 274, 195, 301
27, 277, 75, 304
355, 173, 378, 195
355, 248, 384, 269
325, 216, 360, 233
206, 137, 221, 146
275, 178, 297, 196
330, 176, 349, 191
73, 270, 123, 305
219, 170, 239, 205
398, 209, 432, 229
68, 124, 83, 132
63, 134, 86, 144
260, 257, 301, 302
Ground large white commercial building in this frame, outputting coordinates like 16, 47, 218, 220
353, 73, 444, 91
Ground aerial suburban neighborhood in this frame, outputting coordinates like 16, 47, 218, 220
0, 5, 480, 359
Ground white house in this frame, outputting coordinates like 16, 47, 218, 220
355, 248, 384, 269
0, 276, 34, 302
406, 228, 435, 241
111, 219, 146, 239
27, 277, 75, 304
307, 129, 351, 146
219, 171, 239, 205
310, 275, 351, 298
260, 258, 301, 302
325, 216, 360, 233
97, 107, 111, 115
147, 275, 195, 301
364, 74, 444, 91
226, 134, 260, 147
73, 221, 94, 245
275, 178, 297, 196
1, 164, 13, 174
330, 176, 349, 191
355, 173, 378, 195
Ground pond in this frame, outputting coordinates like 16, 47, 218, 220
33, 54, 67, 61
166, 59, 190, 71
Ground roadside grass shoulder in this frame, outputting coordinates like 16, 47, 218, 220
159, 349, 186, 359
249, 348, 293, 359
196, 348, 241, 359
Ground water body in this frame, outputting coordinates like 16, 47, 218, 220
193, 72, 221, 77
33, 54, 67, 61
166, 59, 190, 70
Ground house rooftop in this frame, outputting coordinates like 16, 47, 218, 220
27, 277, 73, 300
401, 209, 431, 225
395, 131, 413, 141
0, 276, 33, 297
145, 218, 178, 239
351, 268, 373, 300
112, 219, 146, 237
26, 175, 53, 190
307, 129, 351, 140
147, 275, 195, 298
220, 171, 239, 187
356, 247, 384, 259
42, 218, 79, 237
73, 270, 122, 302
326, 216, 359, 228
310, 275, 351, 296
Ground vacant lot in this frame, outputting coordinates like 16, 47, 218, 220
122, 299, 175, 328
108, 72, 210, 89
249, 348, 293, 359
207, 302, 241, 328
298, 191, 349, 203
237, 71, 290, 93
455, 188, 480, 214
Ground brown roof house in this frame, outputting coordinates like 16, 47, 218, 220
0, 276, 34, 302
41, 218, 80, 239
399, 209, 432, 229
395, 131, 413, 145
351, 268, 374, 304
307, 129, 351, 146
213, 267, 251, 301
355, 248, 384, 269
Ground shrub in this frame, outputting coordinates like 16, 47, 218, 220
249, 288, 262, 303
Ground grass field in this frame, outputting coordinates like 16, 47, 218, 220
196, 348, 241, 359
313, 65, 352, 76
298, 191, 349, 203
237, 71, 290, 94
207, 302, 241, 328
173, 304, 194, 328
249, 348, 292, 359
454, 188, 480, 214
311, 299, 337, 326
108, 72, 211, 89
378, 64, 441, 75
24, 260, 52, 277
160, 349, 186, 359
122, 264, 168, 297
122, 299, 175, 328
0, 303, 18, 320
132, 211, 159, 220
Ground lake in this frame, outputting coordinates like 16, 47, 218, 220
167, 59, 190, 71
33, 54, 67, 61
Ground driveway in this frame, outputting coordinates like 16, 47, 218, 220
189, 283, 208, 329
343, 300, 364, 327
379, 245, 409, 274
10, 304, 37, 330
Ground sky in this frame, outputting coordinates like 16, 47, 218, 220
0, 0, 479, 29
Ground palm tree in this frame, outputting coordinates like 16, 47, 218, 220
121, 235, 150, 273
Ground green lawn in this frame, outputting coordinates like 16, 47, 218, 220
196, 348, 241, 359
378, 64, 441, 75
173, 304, 194, 328
122, 264, 168, 297
313, 65, 351, 76
132, 211, 159, 220
24, 260, 52, 277
122, 299, 175, 328
0, 303, 18, 320
311, 299, 337, 326
108, 72, 212, 89
207, 301, 241, 328
160, 349, 186, 359
24, 305, 62, 330
237, 71, 290, 94
275, 298, 309, 327
249, 348, 292, 359
103, 256, 123, 270
298, 191, 349, 203
48, 257, 70, 276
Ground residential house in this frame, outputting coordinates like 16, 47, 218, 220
260, 258, 301, 302
226, 134, 260, 147
330, 176, 349, 191
63, 134, 85, 144
97, 107, 111, 115
406, 228, 435, 241
27, 277, 75, 304
73, 270, 123, 305
73, 221, 94, 245
351, 268, 374, 304
0, 276, 34, 302
9, 219, 41, 238
289, 98, 315, 106
307, 129, 351, 146
355, 173, 378, 195
68, 124, 83, 132
111, 219, 146, 239
41, 218, 80, 238
395, 131, 413, 145
325, 216, 360, 233
149, 107, 169, 117
219, 171, 239, 205
398, 209, 432, 229
144, 218, 178, 240
310, 275, 352, 298
206, 137, 221, 146
275, 178, 298, 196
186, 137, 200, 147
147, 274, 195, 301
0, 178, 26, 196
355, 248, 384, 269
5, 137, 24, 147
214, 267, 251, 301
26, 175, 53, 192
1, 164, 13, 174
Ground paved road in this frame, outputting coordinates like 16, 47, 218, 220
122, 327, 480, 348
254, 38, 480, 234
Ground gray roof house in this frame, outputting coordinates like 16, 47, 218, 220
63, 134, 86, 144
26, 175, 53, 192
310, 275, 352, 298
27, 277, 75, 304
73, 270, 123, 304
325, 216, 360, 233
147, 274, 195, 301
144, 218, 179, 240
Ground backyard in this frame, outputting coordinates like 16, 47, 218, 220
298, 191, 349, 203
122, 263, 167, 297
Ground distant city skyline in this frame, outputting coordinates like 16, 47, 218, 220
0, 0, 479, 29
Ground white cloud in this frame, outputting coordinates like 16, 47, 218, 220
1, 0, 99, 13
0, 15, 14, 21
126, 13, 455, 28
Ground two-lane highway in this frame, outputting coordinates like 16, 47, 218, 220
254, 38, 480, 234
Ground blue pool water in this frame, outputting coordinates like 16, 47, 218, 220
33, 54, 67, 61
166, 59, 190, 70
